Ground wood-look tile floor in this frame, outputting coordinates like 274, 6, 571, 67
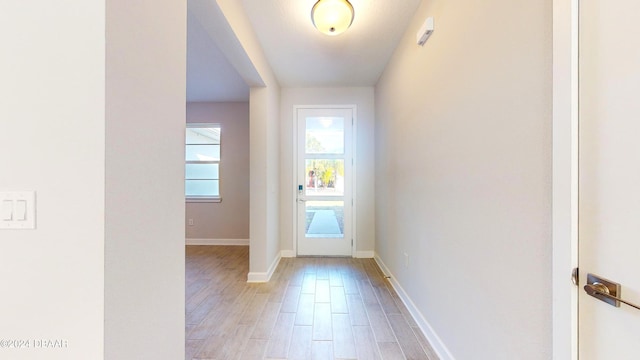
186, 246, 439, 360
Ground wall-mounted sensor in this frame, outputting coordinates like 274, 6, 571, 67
417, 17, 434, 46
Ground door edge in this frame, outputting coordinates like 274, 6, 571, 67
552, 0, 580, 359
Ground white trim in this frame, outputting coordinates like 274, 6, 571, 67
247, 251, 282, 283
292, 105, 358, 257
281, 250, 371, 258
354, 250, 374, 258
187, 122, 221, 128
374, 254, 455, 360
185, 238, 249, 246
292, 107, 297, 256
351, 107, 358, 258
552, 0, 579, 359
186, 197, 222, 203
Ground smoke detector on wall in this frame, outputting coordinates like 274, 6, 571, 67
416, 17, 434, 46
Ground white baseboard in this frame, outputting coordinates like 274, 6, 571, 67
374, 253, 455, 360
185, 238, 249, 246
354, 250, 375, 258
247, 252, 282, 283
279, 250, 373, 258
281, 250, 296, 258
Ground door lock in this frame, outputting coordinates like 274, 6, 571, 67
571, 267, 579, 286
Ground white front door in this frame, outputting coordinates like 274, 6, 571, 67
296, 107, 353, 256
579, 0, 640, 358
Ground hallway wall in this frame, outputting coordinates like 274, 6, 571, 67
0, 1, 186, 359
374, 0, 552, 358
212, 0, 282, 280
0, 2, 106, 358
104, 0, 186, 358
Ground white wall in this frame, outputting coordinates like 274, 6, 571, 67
215, 0, 282, 280
280, 88, 376, 256
248, 85, 281, 279
186, 102, 250, 241
375, 0, 552, 359
0, 2, 105, 359
104, 0, 186, 359
0, 1, 185, 359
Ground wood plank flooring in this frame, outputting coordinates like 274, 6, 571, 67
186, 246, 439, 360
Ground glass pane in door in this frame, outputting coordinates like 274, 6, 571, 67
306, 117, 344, 154
305, 201, 344, 238
305, 159, 345, 196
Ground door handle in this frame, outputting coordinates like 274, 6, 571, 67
584, 273, 640, 311
297, 199, 306, 203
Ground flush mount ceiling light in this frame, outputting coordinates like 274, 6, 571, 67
311, 0, 354, 36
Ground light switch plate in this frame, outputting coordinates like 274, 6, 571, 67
1, 200, 12, 220
0, 191, 36, 229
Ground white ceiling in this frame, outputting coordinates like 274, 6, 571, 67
241, 0, 421, 87
186, 0, 421, 101
186, 10, 249, 102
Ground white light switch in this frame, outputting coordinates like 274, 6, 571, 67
1, 200, 12, 221
15, 200, 27, 221
0, 191, 36, 229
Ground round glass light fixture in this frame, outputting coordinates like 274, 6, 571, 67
311, 0, 354, 36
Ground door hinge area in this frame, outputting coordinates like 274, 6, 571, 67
571, 267, 579, 286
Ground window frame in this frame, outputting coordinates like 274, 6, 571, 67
185, 123, 222, 203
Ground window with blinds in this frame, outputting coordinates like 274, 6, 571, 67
185, 124, 221, 201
